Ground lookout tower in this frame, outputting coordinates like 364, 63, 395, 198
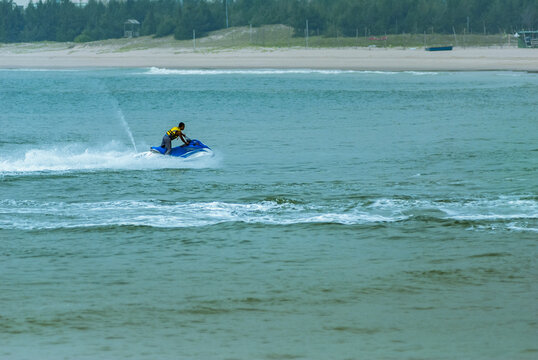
124, 19, 140, 38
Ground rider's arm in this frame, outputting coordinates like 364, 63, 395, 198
179, 132, 189, 145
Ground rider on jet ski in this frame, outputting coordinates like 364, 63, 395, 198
161, 122, 190, 155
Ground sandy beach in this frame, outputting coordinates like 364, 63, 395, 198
0, 43, 537, 71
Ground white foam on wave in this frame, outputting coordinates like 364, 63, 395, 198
0, 199, 406, 230
404, 71, 440, 76
506, 223, 538, 233
142, 68, 450, 77
437, 198, 537, 221
495, 72, 526, 77
143, 67, 402, 76
0, 144, 217, 174
1, 196, 535, 231
369, 197, 538, 222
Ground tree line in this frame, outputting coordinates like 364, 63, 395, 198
1, 0, 537, 43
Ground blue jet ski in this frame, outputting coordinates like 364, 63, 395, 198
150, 139, 212, 158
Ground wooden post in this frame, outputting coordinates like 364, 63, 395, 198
289, 26, 292, 48
423, 31, 426, 48
193, 29, 196, 51
306, 19, 309, 48
225, 0, 229, 28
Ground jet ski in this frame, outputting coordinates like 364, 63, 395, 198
150, 139, 212, 158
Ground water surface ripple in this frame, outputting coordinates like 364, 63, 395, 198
1, 69, 537, 360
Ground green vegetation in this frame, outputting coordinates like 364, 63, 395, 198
190, 25, 516, 49
1, 0, 536, 45
0, 25, 519, 53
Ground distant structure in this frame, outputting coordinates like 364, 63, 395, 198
124, 19, 140, 38
515, 31, 538, 48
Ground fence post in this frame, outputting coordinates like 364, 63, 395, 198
306, 19, 309, 48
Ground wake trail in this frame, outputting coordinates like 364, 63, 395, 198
0, 144, 218, 174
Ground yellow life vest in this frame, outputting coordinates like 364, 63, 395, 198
166, 127, 182, 140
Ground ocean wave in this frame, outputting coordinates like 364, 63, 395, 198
144, 67, 357, 76
0, 199, 407, 230
506, 223, 538, 233
0, 145, 216, 174
369, 197, 537, 218
142, 67, 418, 76
0, 197, 535, 231
404, 71, 440, 76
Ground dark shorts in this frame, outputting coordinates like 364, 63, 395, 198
161, 134, 172, 155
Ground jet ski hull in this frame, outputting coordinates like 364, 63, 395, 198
150, 139, 212, 158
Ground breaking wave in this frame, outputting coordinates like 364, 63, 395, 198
144, 67, 357, 75
142, 67, 440, 76
0, 197, 535, 231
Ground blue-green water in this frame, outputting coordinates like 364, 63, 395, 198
1, 68, 537, 359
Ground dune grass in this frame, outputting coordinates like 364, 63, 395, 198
2, 25, 516, 53
114, 25, 516, 51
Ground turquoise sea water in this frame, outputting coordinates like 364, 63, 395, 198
0, 68, 537, 359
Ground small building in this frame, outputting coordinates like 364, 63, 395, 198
124, 19, 140, 38
516, 31, 538, 48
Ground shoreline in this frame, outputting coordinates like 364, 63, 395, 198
0, 45, 537, 71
